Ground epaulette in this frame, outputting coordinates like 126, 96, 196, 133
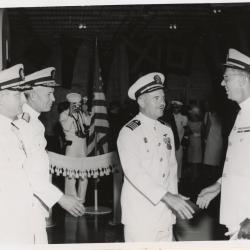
21, 112, 30, 123
126, 119, 141, 131
158, 119, 170, 127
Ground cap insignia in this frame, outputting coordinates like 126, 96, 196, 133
154, 74, 162, 84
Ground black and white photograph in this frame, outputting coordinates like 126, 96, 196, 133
1, 0, 250, 249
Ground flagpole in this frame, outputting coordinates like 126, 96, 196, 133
94, 131, 98, 211
85, 124, 111, 215
84, 37, 111, 215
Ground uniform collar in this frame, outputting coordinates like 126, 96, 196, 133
0, 113, 14, 129
138, 112, 158, 128
22, 103, 40, 119
239, 97, 250, 111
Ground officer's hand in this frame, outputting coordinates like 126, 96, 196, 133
58, 195, 85, 217
162, 193, 194, 220
196, 182, 221, 209
238, 218, 250, 239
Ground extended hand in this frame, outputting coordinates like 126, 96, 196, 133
58, 195, 85, 217
238, 218, 250, 239
162, 193, 195, 220
196, 182, 221, 209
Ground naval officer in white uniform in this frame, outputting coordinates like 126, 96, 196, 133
14, 68, 85, 243
197, 48, 250, 239
117, 72, 194, 242
0, 64, 35, 243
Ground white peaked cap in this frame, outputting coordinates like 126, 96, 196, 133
25, 67, 60, 87
224, 48, 250, 73
128, 72, 165, 100
66, 92, 82, 103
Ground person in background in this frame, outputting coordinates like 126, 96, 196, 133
15, 68, 85, 243
0, 64, 36, 244
197, 48, 250, 239
60, 93, 90, 204
171, 100, 188, 181
186, 105, 203, 183
117, 72, 194, 242
202, 100, 223, 184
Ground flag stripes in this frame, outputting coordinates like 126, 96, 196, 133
87, 40, 110, 156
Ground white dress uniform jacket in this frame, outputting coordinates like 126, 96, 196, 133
15, 103, 63, 243
220, 97, 250, 229
0, 114, 35, 244
117, 112, 178, 241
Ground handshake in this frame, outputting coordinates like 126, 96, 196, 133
162, 182, 221, 221
162, 193, 198, 220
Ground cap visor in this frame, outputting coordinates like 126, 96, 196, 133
222, 63, 245, 71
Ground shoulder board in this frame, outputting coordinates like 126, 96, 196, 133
126, 119, 141, 131
158, 119, 170, 127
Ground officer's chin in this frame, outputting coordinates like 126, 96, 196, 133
159, 109, 164, 116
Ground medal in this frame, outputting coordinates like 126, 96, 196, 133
163, 134, 172, 150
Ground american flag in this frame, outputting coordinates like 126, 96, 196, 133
87, 40, 110, 156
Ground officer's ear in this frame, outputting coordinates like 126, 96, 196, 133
240, 72, 250, 87
137, 95, 145, 108
28, 89, 38, 101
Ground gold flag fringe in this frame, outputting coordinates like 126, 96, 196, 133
48, 151, 120, 179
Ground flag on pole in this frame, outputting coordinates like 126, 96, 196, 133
87, 39, 110, 156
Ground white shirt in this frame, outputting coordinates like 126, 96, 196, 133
117, 112, 177, 230
220, 97, 250, 228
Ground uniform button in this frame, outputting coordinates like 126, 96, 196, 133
163, 173, 165, 178
147, 150, 149, 153
233, 126, 236, 130
225, 157, 229, 162
240, 138, 243, 142
154, 127, 156, 130
158, 142, 161, 146
228, 141, 232, 146
160, 157, 163, 162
